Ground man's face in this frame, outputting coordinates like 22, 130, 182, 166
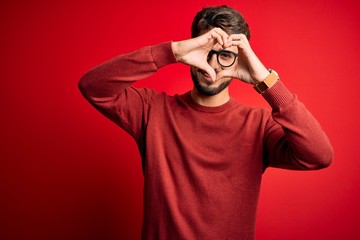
190, 42, 239, 96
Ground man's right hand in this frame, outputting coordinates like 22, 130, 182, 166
171, 28, 229, 81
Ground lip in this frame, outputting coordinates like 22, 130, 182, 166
198, 70, 213, 83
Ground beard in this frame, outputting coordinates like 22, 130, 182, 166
191, 69, 232, 96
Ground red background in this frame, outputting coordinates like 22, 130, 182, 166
1, 0, 360, 239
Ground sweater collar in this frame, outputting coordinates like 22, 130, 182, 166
181, 91, 237, 113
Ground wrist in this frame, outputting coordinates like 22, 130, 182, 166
253, 68, 271, 84
253, 69, 280, 94
171, 42, 181, 60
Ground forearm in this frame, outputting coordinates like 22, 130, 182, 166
263, 81, 334, 170
78, 42, 177, 102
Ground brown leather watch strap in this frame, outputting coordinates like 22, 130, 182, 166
253, 70, 279, 94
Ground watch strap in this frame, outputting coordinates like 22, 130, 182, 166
253, 70, 279, 94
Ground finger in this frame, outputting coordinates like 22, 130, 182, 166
217, 69, 235, 80
228, 33, 247, 41
214, 28, 229, 46
227, 34, 249, 48
210, 31, 224, 46
207, 67, 217, 82
198, 62, 217, 82
211, 28, 229, 46
208, 68, 217, 82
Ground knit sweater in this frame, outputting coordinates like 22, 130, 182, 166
78, 42, 333, 240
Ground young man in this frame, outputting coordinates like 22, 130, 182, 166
79, 5, 333, 240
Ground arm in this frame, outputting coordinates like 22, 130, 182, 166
78, 42, 177, 100
79, 29, 230, 138
217, 33, 333, 170
262, 81, 334, 170
78, 42, 177, 140
80, 27, 229, 104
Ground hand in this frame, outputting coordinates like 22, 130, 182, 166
219, 34, 270, 85
172, 28, 229, 81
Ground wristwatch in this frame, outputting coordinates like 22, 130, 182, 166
253, 69, 279, 94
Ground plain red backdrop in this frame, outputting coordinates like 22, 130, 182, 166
1, 0, 360, 239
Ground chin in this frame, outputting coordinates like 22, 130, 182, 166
190, 68, 232, 96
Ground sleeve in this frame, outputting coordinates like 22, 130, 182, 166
262, 81, 334, 170
78, 42, 178, 143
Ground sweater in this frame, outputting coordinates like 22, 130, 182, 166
78, 42, 333, 240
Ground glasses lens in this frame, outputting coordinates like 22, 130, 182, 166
218, 51, 236, 67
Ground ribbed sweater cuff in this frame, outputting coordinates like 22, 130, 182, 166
151, 42, 178, 69
262, 80, 295, 110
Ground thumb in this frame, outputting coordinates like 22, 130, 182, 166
217, 69, 235, 80
201, 64, 217, 82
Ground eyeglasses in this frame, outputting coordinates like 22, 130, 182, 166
207, 50, 238, 68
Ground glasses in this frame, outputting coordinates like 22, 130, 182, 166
207, 50, 238, 68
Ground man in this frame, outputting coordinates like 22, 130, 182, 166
79, 5, 333, 240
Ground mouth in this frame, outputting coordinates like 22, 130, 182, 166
198, 70, 213, 84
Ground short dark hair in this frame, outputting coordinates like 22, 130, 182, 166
191, 5, 250, 39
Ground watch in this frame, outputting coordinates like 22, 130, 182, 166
253, 69, 279, 94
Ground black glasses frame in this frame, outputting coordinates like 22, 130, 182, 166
208, 50, 239, 67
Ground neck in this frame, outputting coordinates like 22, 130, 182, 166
190, 88, 230, 107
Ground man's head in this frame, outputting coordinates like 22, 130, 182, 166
191, 5, 250, 39
190, 6, 250, 97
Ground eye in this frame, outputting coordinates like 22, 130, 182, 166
219, 52, 232, 59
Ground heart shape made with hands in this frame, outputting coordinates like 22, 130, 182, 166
172, 27, 269, 84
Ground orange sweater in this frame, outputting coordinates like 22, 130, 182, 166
79, 42, 333, 240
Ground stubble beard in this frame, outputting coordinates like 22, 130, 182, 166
190, 69, 232, 96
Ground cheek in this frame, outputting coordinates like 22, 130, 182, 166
190, 67, 199, 80
191, 66, 201, 77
